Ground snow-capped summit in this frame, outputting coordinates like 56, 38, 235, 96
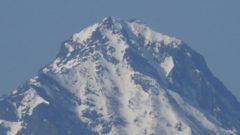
45, 17, 182, 75
72, 16, 181, 46
0, 17, 240, 135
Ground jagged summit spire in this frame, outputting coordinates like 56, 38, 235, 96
100, 17, 147, 29
52, 17, 183, 74
70, 17, 182, 48
100, 16, 118, 25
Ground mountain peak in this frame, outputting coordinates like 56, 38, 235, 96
71, 17, 181, 46
100, 16, 119, 26
1, 17, 240, 135
48, 17, 183, 74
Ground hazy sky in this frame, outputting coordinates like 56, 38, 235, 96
1, 1, 240, 100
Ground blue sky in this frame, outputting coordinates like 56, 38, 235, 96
1, 1, 240, 100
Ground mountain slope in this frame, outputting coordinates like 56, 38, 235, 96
0, 17, 239, 135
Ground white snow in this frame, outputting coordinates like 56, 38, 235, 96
64, 43, 74, 57
127, 20, 182, 46
195, 69, 201, 73
28, 76, 41, 86
42, 67, 50, 73
6, 122, 22, 135
50, 58, 62, 73
73, 23, 98, 43
72, 17, 182, 49
0, 120, 22, 135
99, 26, 129, 61
186, 52, 191, 56
11, 89, 18, 95
64, 59, 79, 69
17, 88, 49, 118
160, 56, 174, 77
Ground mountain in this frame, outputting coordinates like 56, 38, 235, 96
0, 17, 240, 135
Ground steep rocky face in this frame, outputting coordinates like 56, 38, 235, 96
0, 17, 239, 135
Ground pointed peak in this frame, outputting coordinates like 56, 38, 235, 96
100, 16, 120, 26
97, 16, 125, 32
69, 17, 182, 52
102, 16, 117, 22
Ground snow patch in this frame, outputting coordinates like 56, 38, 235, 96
195, 69, 200, 73
50, 58, 62, 73
11, 90, 18, 95
17, 89, 49, 118
100, 27, 129, 61
127, 21, 182, 46
160, 56, 174, 77
73, 23, 98, 43
1, 120, 22, 135
65, 43, 74, 57
42, 67, 50, 73
64, 59, 79, 69
28, 76, 41, 86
